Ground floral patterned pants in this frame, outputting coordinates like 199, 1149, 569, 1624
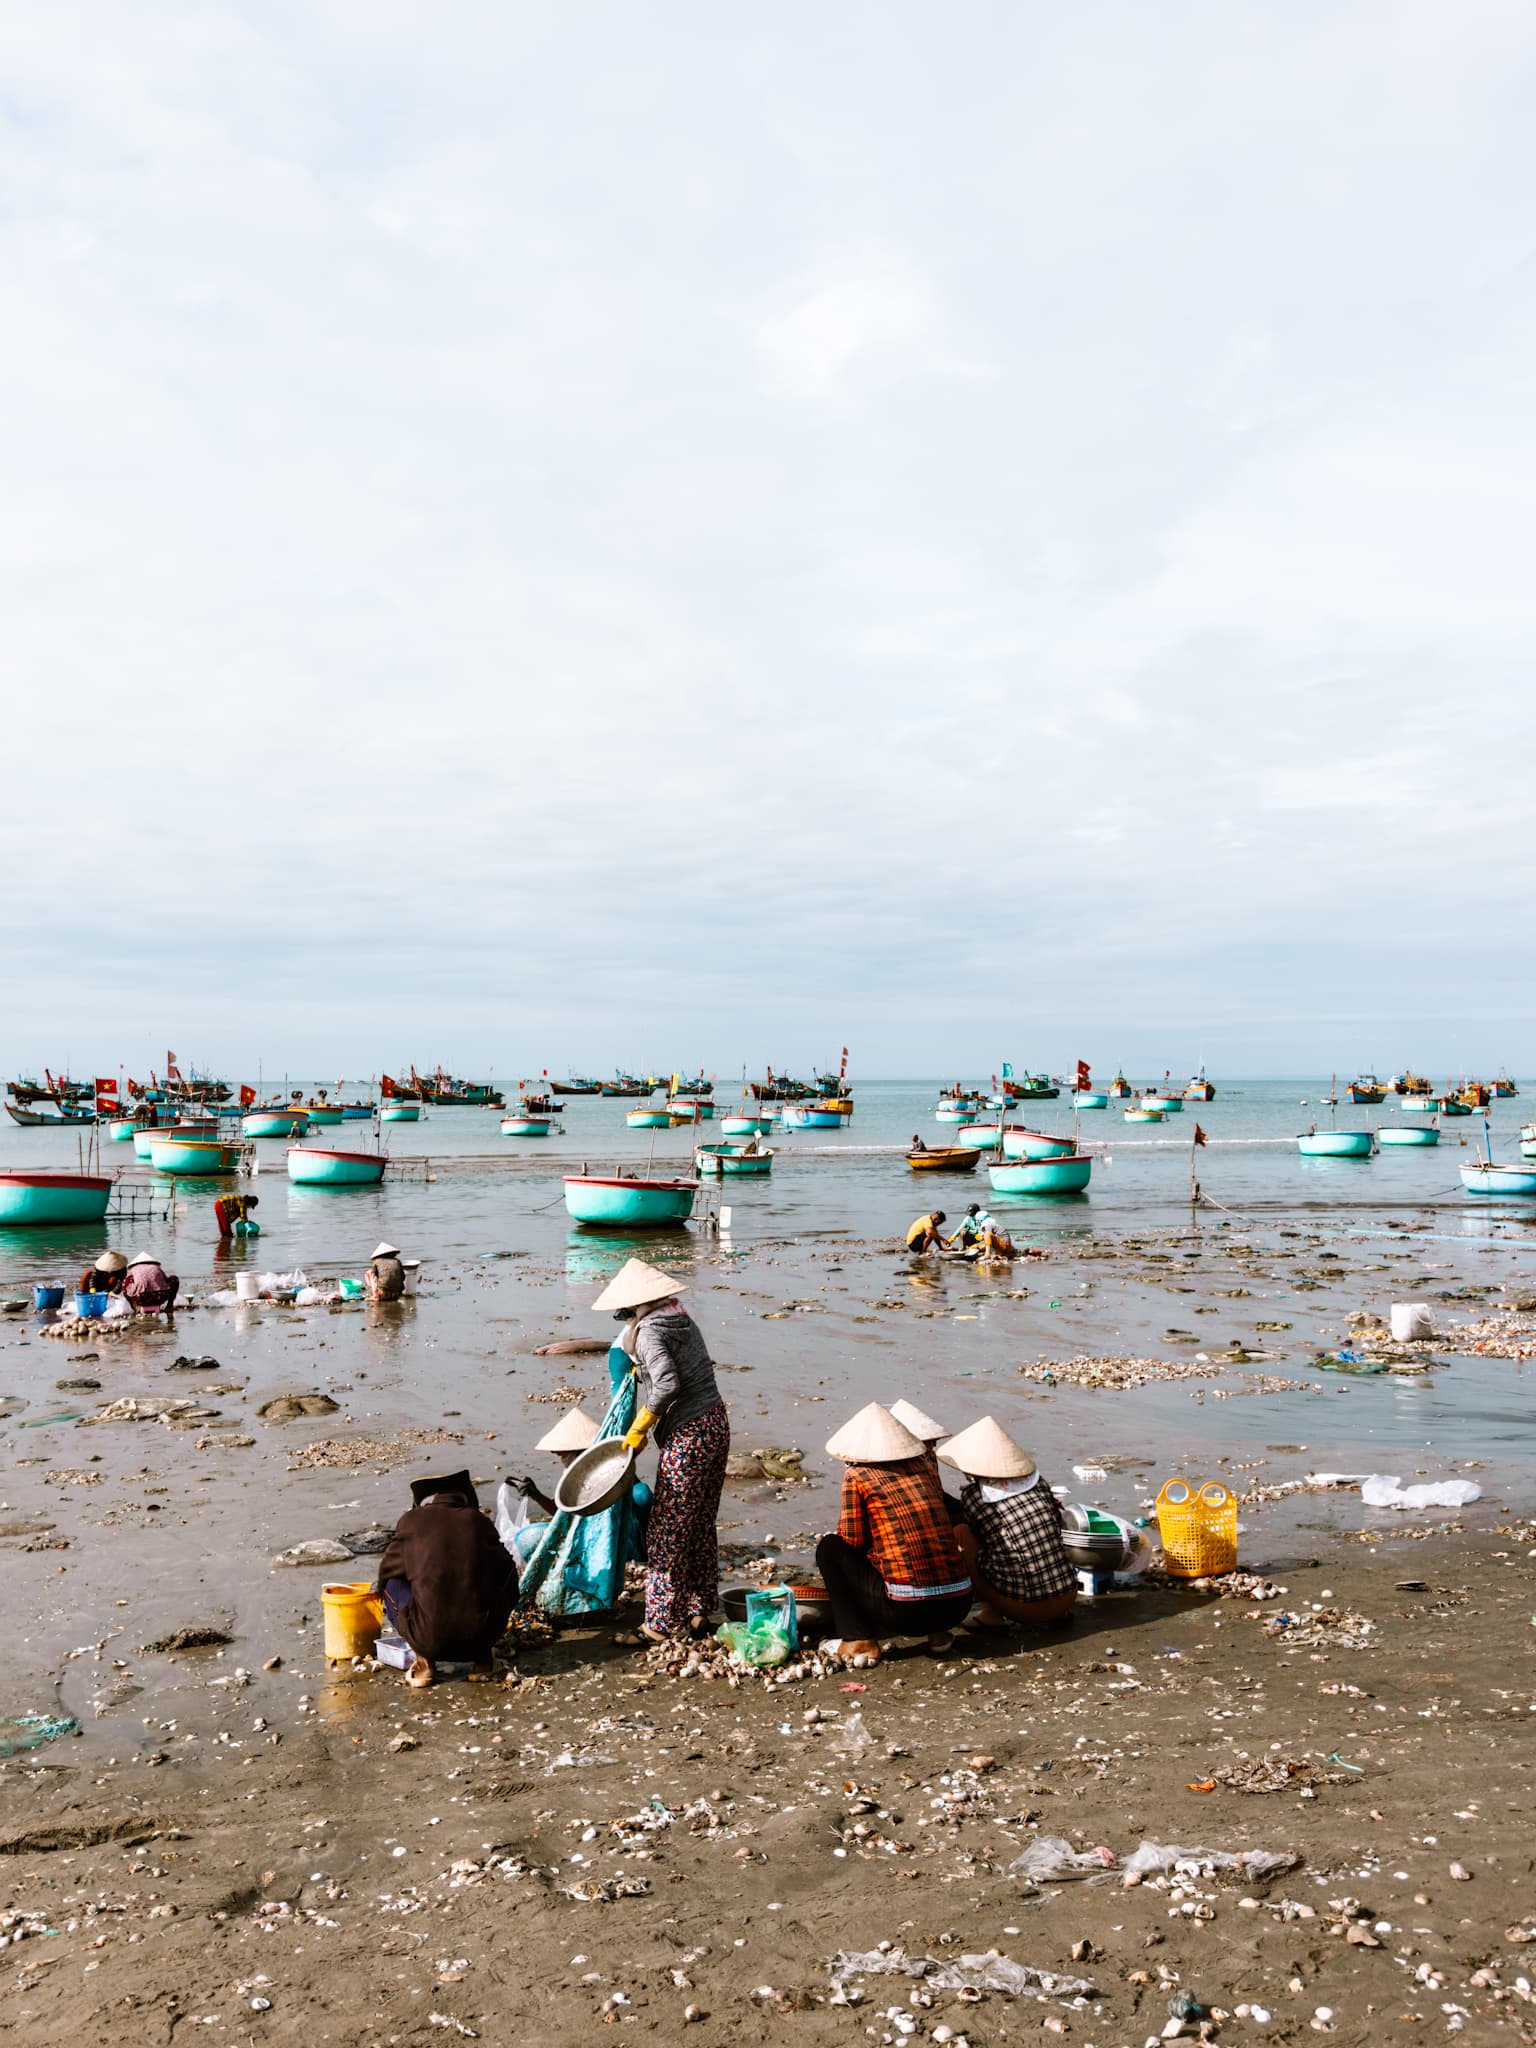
644, 1400, 730, 1636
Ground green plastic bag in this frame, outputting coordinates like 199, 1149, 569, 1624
715, 1619, 791, 1668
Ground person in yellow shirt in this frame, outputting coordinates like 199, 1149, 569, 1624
905, 1210, 947, 1253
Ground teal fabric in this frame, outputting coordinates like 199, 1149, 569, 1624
515, 1374, 649, 1616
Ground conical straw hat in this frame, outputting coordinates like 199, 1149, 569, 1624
95, 1250, 128, 1274
890, 1398, 947, 1444
937, 1415, 1037, 1480
590, 1258, 686, 1313
535, 1406, 600, 1454
825, 1401, 925, 1464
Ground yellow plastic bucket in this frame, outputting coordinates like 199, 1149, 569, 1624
1155, 1479, 1237, 1577
322, 1581, 383, 1662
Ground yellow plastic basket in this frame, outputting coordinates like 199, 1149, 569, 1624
1155, 1478, 1237, 1577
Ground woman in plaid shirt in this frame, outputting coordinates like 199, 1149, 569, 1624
815, 1403, 973, 1665
938, 1415, 1077, 1628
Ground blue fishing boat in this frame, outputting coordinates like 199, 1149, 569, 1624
340, 1103, 374, 1120
987, 1155, 1093, 1195
695, 1144, 773, 1177
1296, 1130, 1373, 1158
286, 1145, 387, 1186
380, 1102, 421, 1123
147, 1135, 244, 1175
1001, 1128, 1076, 1160
563, 1175, 697, 1227
242, 1109, 310, 1139
1378, 1125, 1440, 1148
1439, 1098, 1474, 1118
501, 1115, 552, 1137
0, 1170, 114, 1226
1073, 1091, 1109, 1109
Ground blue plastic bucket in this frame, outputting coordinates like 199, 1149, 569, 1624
33, 1285, 64, 1311
73, 1293, 108, 1320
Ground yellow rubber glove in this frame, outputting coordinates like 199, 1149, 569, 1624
622, 1405, 657, 1452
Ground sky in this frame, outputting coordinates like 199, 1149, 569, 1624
4, 2, 1535, 1082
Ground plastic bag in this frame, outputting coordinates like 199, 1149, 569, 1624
495, 1481, 531, 1554
827, 1948, 1095, 2000
1360, 1475, 1481, 1509
715, 1618, 792, 1668
1010, 1835, 1119, 1886
746, 1585, 798, 1649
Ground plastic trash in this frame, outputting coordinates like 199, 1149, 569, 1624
827, 1948, 1095, 1999
1390, 1302, 1435, 1342
715, 1617, 791, 1667
495, 1481, 531, 1555
1123, 1841, 1297, 1879
1010, 1835, 1120, 1885
1360, 1475, 1481, 1509
0, 1712, 78, 1758
746, 1585, 798, 1650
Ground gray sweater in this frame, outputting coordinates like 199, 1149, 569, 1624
633, 1310, 722, 1445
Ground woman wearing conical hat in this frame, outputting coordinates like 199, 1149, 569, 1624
939, 1416, 1076, 1628
815, 1403, 973, 1666
505, 1406, 602, 1566
591, 1258, 729, 1644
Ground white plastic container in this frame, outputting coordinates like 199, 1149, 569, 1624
1390, 1302, 1434, 1342
402, 1259, 421, 1297
235, 1271, 260, 1303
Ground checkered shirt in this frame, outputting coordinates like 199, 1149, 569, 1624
961, 1477, 1075, 1601
838, 1458, 971, 1602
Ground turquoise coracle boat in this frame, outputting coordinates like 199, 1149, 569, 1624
302, 1104, 346, 1126
987, 1155, 1093, 1195
957, 1123, 1007, 1149
720, 1115, 772, 1138
134, 1120, 215, 1160
380, 1102, 421, 1123
0, 1170, 114, 1226
1378, 1126, 1440, 1148
1002, 1128, 1075, 1160
1462, 1161, 1536, 1195
1142, 1094, 1182, 1113
1297, 1131, 1373, 1158
1072, 1092, 1109, 1109
146, 1136, 243, 1176
501, 1116, 551, 1137
286, 1146, 387, 1186
106, 1117, 139, 1142
564, 1175, 697, 1227
626, 1109, 674, 1129
242, 1110, 310, 1139
695, 1144, 773, 1177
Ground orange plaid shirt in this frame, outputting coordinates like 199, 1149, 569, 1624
837, 1458, 971, 1601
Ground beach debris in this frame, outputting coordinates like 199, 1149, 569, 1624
1208, 1752, 1362, 1794
272, 1539, 356, 1568
257, 1394, 341, 1423
167, 1355, 222, 1371
1260, 1608, 1374, 1648
140, 1627, 234, 1653
1010, 1837, 1120, 1886
0, 1713, 79, 1759
828, 1948, 1095, 2003
339, 1524, 393, 1556
1122, 1841, 1299, 1884
288, 1429, 462, 1470
1360, 1475, 1481, 1509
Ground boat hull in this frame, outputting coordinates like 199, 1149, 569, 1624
1297, 1132, 1373, 1157
0, 1171, 114, 1226
1141, 1096, 1182, 1113
303, 1107, 346, 1126
286, 1147, 387, 1186
242, 1113, 310, 1139
1378, 1127, 1440, 1147
563, 1176, 697, 1226
1462, 1164, 1536, 1195
934, 1104, 980, 1122
988, 1156, 1093, 1195
1123, 1109, 1164, 1123
695, 1146, 773, 1176
1001, 1129, 1075, 1160
106, 1118, 139, 1142
501, 1119, 551, 1137
380, 1103, 420, 1123
147, 1138, 243, 1175
956, 1124, 1005, 1149
720, 1116, 772, 1137
1073, 1092, 1109, 1109
908, 1148, 981, 1173
626, 1111, 674, 1129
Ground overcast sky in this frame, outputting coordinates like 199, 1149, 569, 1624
5, 3, 1534, 1081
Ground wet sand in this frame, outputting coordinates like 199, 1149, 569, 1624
2, 1219, 1533, 2043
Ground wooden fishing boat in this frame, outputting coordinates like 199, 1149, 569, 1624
1107, 1075, 1132, 1099
563, 1175, 697, 1227
501, 1115, 551, 1137
5, 1104, 94, 1127
1123, 1106, 1164, 1124
907, 1147, 981, 1173
1297, 1130, 1373, 1158
242, 1109, 310, 1139
1456, 1082, 1491, 1109
695, 1143, 773, 1177
1439, 1098, 1474, 1118
134, 1120, 216, 1160
520, 1094, 565, 1116
1493, 1073, 1519, 1099
1392, 1072, 1432, 1096
380, 1102, 421, 1123
1346, 1076, 1386, 1105
1378, 1125, 1440, 1147
286, 1145, 388, 1186
555, 1079, 603, 1095
1001, 1128, 1076, 1160
0, 1170, 114, 1226
1073, 1091, 1109, 1109
1184, 1073, 1216, 1101
987, 1154, 1092, 1194
146, 1135, 244, 1175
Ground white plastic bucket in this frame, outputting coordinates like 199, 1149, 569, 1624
402, 1259, 421, 1297
235, 1271, 260, 1303
1390, 1302, 1433, 1343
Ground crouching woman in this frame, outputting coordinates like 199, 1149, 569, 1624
939, 1416, 1077, 1627
376, 1470, 518, 1688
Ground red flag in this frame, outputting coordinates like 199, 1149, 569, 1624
95, 1076, 118, 1113
1193, 1123, 1208, 1147
239, 1084, 256, 1107
1075, 1059, 1090, 1090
